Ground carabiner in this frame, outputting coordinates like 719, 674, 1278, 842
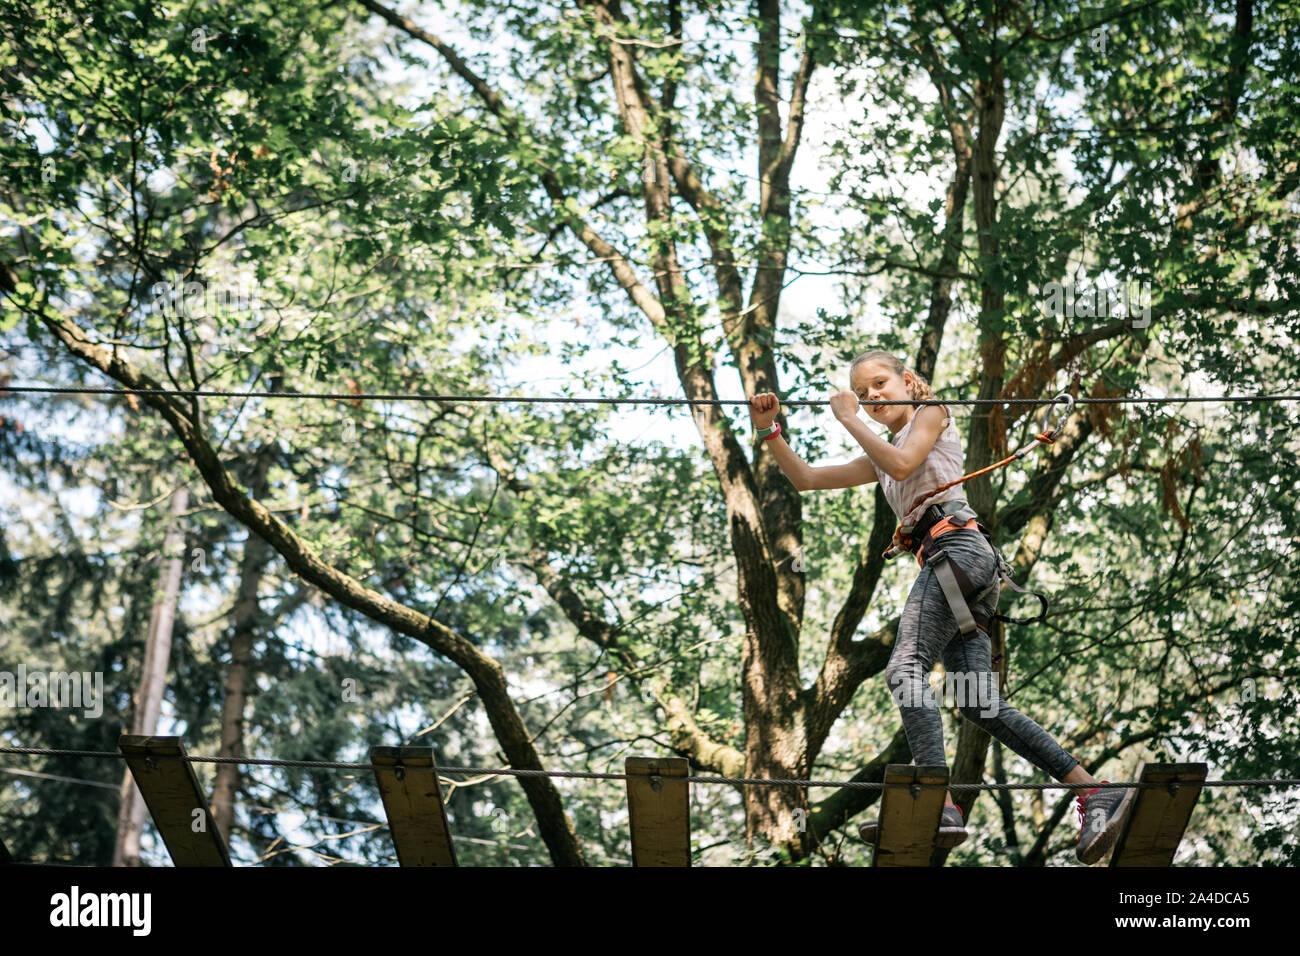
1041, 391, 1076, 439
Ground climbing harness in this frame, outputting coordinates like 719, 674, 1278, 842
883, 392, 1076, 641
915, 504, 1051, 642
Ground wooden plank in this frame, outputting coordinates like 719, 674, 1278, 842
118, 734, 231, 867
625, 756, 690, 867
872, 764, 949, 868
369, 746, 457, 867
1111, 762, 1207, 867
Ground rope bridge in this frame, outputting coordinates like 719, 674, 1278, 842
2, 742, 1293, 868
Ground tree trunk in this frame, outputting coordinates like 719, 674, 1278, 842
113, 484, 188, 866
210, 449, 275, 843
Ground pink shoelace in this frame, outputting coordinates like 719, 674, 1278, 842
1075, 781, 1108, 837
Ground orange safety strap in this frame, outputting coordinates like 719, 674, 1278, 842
884, 393, 1076, 561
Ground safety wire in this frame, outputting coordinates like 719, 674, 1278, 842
0, 747, 1296, 793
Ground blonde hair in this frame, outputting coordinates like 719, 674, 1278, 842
849, 350, 937, 405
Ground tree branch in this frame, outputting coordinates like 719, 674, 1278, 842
353, 0, 667, 328
39, 306, 587, 867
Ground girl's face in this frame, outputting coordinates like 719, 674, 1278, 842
850, 361, 914, 433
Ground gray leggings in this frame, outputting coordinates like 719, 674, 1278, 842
885, 525, 1080, 782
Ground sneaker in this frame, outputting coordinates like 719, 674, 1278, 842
934, 804, 969, 847
858, 804, 967, 847
1075, 781, 1136, 864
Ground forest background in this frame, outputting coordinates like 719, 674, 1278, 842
2, 0, 1298, 866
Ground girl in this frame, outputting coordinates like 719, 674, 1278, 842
748, 350, 1133, 864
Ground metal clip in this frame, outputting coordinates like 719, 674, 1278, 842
909, 783, 921, 801
650, 774, 662, 792
1042, 391, 1076, 439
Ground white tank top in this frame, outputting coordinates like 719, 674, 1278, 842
877, 406, 966, 527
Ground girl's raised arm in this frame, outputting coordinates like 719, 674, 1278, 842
748, 393, 879, 491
